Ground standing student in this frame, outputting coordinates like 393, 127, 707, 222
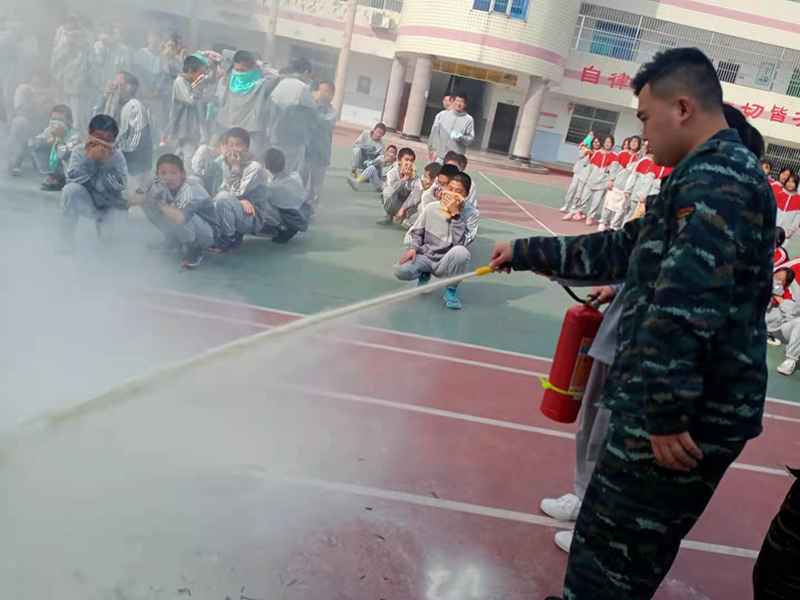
394, 172, 476, 310
51, 15, 93, 132
90, 23, 131, 101
776, 174, 800, 239
378, 147, 417, 226
304, 81, 337, 208
268, 57, 316, 174
350, 123, 386, 178
348, 145, 397, 192
60, 114, 128, 249
211, 128, 270, 251
571, 135, 615, 225
491, 47, 775, 600
7, 71, 54, 177
136, 154, 218, 268
560, 139, 596, 217
767, 268, 800, 377
168, 55, 207, 165
622, 148, 655, 222
28, 104, 81, 191
214, 50, 279, 157
427, 91, 475, 163
112, 72, 153, 192
762, 159, 773, 183
599, 135, 641, 231
133, 32, 170, 141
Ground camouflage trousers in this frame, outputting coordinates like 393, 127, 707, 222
563, 414, 745, 600
753, 468, 800, 599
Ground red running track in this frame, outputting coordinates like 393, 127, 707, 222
140, 289, 798, 600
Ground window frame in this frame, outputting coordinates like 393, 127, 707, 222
565, 104, 619, 146
472, 0, 529, 21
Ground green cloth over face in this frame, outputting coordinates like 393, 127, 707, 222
229, 69, 261, 95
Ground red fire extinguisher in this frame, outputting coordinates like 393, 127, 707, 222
540, 294, 604, 424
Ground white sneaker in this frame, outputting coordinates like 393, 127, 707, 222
778, 359, 797, 376
597, 223, 608, 232
540, 493, 582, 521
767, 336, 782, 347
554, 530, 574, 553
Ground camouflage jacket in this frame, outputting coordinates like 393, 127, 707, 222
512, 129, 775, 440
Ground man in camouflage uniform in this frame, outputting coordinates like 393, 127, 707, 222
490, 47, 776, 599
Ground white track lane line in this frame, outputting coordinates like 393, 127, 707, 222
479, 171, 557, 237
146, 289, 800, 410
283, 476, 759, 559
271, 383, 790, 478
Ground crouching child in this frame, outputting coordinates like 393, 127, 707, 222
135, 154, 218, 269
393, 172, 475, 310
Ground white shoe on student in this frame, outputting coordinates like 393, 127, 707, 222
767, 336, 782, 347
561, 213, 574, 221
540, 493, 582, 521
554, 530, 574, 554
597, 223, 608, 232
778, 359, 797, 376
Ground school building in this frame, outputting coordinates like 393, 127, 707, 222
135, 0, 800, 168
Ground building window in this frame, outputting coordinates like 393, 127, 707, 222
359, 0, 403, 11
765, 143, 800, 175
788, 68, 800, 98
357, 76, 372, 95
589, 20, 638, 61
716, 61, 740, 84
756, 61, 776, 89
472, 0, 529, 20
565, 104, 619, 145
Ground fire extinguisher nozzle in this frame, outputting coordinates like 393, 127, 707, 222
475, 266, 495, 277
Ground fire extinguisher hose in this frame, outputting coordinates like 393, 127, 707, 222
539, 375, 583, 397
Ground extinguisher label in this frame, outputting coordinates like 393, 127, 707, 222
569, 337, 596, 397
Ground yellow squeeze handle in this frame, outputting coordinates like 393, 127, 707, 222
475, 266, 495, 277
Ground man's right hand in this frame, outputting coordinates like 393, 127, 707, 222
489, 242, 513, 272
398, 248, 417, 264
591, 286, 616, 305
85, 143, 105, 162
240, 199, 255, 216
428, 150, 436, 161
395, 208, 405, 221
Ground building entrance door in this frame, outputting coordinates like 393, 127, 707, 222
488, 103, 519, 153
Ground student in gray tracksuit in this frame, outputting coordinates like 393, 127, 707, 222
28, 104, 81, 191
267, 58, 316, 174
350, 124, 386, 176
560, 142, 595, 214
60, 115, 128, 248
427, 91, 475, 163
139, 154, 218, 268
303, 81, 338, 207
167, 55, 208, 165
539, 284, 622, 553
768, 268, 800, 377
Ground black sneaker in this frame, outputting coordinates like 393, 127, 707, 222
180, 245, 203, 269
272, 226, 298, 245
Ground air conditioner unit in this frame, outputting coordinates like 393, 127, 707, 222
371, 12, 392, 30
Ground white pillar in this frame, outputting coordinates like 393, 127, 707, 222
264, 0, 280, 63
332, 0, 358, 115
382, 57, 408, 131
401, 55, 435, 140
511, 76, 548, 161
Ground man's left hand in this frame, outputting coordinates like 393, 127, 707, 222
650, 432, 704, 471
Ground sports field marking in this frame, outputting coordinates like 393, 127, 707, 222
269, 383, 791, 478
282, 475, 760, 559
147, 289, 800, 411
479, 172, 557, 237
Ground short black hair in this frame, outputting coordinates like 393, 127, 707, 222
724, 104, 765, 158
424, 162, 441, 178
453, 90, 468, 104
439, 164, 460, 180
632, 47, 723, 112
762, 159, 773, 170
779, 167, 794, 177
226, 127, 250, 148
156, 153, 185, 171
452, 172, 472, 193
385, 144, 398, 154
788, 174, 800, 189
777, 267, 796, 287
50, 104, 72, 120
443, 151, 460, 164
603, 135, 615, 147
628, 135, 642, 149
183, 55, 206, 73
398, 147, 416, 161
118, 71, 139, 95
88, 114, 119, 137
458, 154, 468, 169
278, 67, 293, 75
374, 122, 387, 132
776, 226, 786, 248
318, 80, 335, 93
233, 50, 256, 68
292, 57, 312, 74
264, 147, 285, 174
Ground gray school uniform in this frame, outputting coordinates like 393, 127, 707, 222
90, 41, 131, 94
28, 125, 82, 176
214, 158, 275, 237
268, 75, 316, 172
60, 145, 129, 244
303, 102, 338, 206
266, 171, 311, 233
50, 26, 93, 130
382, 166, 416, 218
767, 298, 800, 361
575, 151, 614, 218
191, 145, 224, 196
142, 177, 217, 250
427, 109, 475, 161
351, 130, 385, 168
168, 74, 204, 163
117, 98, 153, 177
